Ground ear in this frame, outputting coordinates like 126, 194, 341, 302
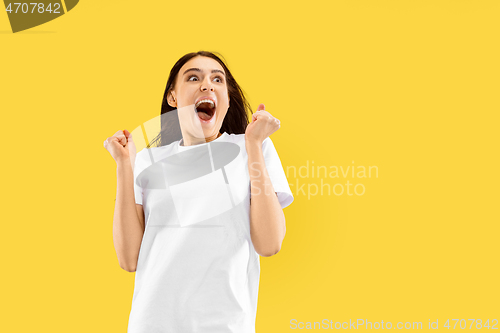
167, 90, 177, 107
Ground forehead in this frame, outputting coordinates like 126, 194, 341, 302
179, 56, 225, 75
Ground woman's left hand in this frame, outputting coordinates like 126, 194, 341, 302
245, 103, 280, 145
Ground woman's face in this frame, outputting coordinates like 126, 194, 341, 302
168, 56, 230, 140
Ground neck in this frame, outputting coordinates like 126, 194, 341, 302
181, 132, 222, 146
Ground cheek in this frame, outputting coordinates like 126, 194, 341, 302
221, 98, 230, 108
178, 87, 194, 105
218, 109, 229, 122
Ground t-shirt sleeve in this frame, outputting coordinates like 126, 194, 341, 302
259, 136, 294, 209
133, 149, 144, 205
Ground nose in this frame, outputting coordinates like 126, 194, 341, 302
200, 77, 214, 92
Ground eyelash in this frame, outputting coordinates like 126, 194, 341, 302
188, 75, 224, 83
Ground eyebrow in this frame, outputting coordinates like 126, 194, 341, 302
183, 68, 226, 77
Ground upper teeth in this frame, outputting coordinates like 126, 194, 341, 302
195, 99, 215, 108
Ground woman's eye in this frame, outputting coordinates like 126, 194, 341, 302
188, 75, 223, 83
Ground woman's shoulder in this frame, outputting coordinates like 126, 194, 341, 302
135, 140, 178, 165
223, 132, 275, 148
223, 132, 246, 144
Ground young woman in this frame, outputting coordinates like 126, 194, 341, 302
104, 51, 294, 332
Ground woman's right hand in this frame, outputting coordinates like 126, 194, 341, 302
103, 129, 137, 166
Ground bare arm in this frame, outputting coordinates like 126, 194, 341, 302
247, 141, 286, 257
113, 159, 145, 272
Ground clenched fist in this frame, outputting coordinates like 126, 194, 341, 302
245, 103, 280, 145
103, 129, 137, 168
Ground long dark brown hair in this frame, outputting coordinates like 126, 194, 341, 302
148, 51, 253, 147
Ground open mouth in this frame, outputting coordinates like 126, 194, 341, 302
195, 99, 216, 122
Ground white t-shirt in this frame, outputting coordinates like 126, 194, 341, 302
127, 131, 294, 333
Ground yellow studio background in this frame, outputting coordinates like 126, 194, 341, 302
1, 0, 499, 332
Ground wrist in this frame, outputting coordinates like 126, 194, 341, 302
116, 157, 133, 170
245, 139, 262, 152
